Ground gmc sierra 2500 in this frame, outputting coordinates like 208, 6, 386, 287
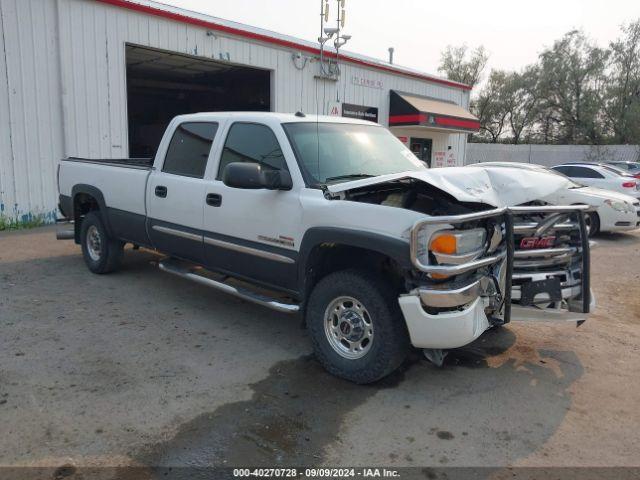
57, 112, 593, 383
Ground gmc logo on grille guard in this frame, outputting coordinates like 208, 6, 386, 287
520, 236, 556, 249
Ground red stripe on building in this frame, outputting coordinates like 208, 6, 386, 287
94, 0, 472, 91
434, 116, 481, 131
388, 114, 427, 124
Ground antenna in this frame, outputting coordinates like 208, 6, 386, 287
317, 0, 351, 101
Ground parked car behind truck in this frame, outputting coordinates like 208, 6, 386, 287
57, 113, 592, 383
472, 162, 640, 236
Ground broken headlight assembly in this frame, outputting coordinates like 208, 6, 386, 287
413, 227, 489, 280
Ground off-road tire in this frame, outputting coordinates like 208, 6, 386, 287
306, 269, 410, 384
80, 211, 124, 274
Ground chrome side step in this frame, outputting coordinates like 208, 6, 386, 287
158, 258, 300, 314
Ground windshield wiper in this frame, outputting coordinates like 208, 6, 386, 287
324, 173, 376, 183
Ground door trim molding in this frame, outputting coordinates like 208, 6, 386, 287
204, 236, 295, 264
152, 225, 203, 242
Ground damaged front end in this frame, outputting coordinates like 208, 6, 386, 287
326, 169, 593, 354
510, 205, 593, 323
398, 204, 592, 352
399, 207, 512, 350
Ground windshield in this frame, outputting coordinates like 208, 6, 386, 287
283, 122, 426, 185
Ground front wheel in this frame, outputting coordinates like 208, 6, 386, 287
306, 269, 410, 384
80, 211, 124, 274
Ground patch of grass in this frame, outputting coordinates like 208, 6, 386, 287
0, 214, 46, 231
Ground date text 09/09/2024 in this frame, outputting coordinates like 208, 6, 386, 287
232, 468, 400, 478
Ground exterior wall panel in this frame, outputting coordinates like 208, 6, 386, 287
0, 0, 63, 222
1, 0, 472, 221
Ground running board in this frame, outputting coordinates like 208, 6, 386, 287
158, 258, 300, 314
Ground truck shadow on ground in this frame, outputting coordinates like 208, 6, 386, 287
1, 244, 584, 473
134, 326, 584, 473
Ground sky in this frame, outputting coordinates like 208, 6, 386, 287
159, 0, 640, 80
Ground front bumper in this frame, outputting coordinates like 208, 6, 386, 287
399, 295, 490, 349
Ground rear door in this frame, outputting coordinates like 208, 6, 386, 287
146, 121, 220, 263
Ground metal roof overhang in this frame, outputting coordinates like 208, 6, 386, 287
389, 91, 480, 133
94, 0, 472, 92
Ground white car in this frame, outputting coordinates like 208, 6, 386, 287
551, 163, 640, 200
474, 162, 640, 236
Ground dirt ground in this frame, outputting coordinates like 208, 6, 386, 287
0, 225, 639, 474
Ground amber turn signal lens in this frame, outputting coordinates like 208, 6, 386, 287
430, 273, 451, 280
430, 234, 457, 255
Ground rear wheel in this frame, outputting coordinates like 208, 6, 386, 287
80, 211, 124, 274
306, 269, 410, 384
585, 212, 600, 237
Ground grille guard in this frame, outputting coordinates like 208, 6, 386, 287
409, 205, 592, 323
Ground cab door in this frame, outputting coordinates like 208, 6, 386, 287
201, 121, 303, 293
146, 121, 220, 264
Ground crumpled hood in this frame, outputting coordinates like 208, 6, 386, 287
327, 166, 576, 207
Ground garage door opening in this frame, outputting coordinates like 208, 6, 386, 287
126, 45, 271, 157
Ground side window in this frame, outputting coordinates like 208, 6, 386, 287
163, 122, 219, 178
217, 123, 288, 179
573, 166, 604, 179
553, 166, 572, 176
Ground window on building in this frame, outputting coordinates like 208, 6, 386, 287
218, 123, 288, 178
163, 122, 219, 178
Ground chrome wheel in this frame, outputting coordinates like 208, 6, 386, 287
86, 225, 102, 261
324, 296, 374, 359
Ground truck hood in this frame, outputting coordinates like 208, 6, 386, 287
327, 167, 575, 207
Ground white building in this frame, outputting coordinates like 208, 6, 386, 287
0, 0, 478, 221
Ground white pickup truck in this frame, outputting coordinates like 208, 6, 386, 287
57, 112, 593, 383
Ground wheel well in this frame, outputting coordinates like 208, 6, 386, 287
304, 244, 406, 300
73, 193, 101, 243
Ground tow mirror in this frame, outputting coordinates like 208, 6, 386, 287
222, 162, 292, 191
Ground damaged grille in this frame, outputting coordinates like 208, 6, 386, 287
509, 206, 591, 313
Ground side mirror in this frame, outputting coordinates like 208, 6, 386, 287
222, 162, 293, 191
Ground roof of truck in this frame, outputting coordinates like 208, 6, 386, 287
175, 111, 378, 125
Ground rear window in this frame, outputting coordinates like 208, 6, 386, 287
163, 122, 219, 178
554, 166, 604, 179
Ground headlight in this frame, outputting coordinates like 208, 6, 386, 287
430, 229, 487, 257
605, 199, 631, 213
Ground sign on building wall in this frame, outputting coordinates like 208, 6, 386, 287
434, 151, 446, 168
342, 103, 379, 123
352, 75, 384, 90
327, 101, 342, 116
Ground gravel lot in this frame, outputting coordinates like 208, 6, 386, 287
1, 225, 639, 472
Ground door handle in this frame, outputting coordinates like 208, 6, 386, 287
206, 193, 222, 207
155, 185, 167, 198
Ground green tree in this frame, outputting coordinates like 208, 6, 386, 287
604, 20, 640, 144
537, 30, 608, 144
503, 67, 541, 144
471, 70, 510, 143
438, 44, 489, 88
